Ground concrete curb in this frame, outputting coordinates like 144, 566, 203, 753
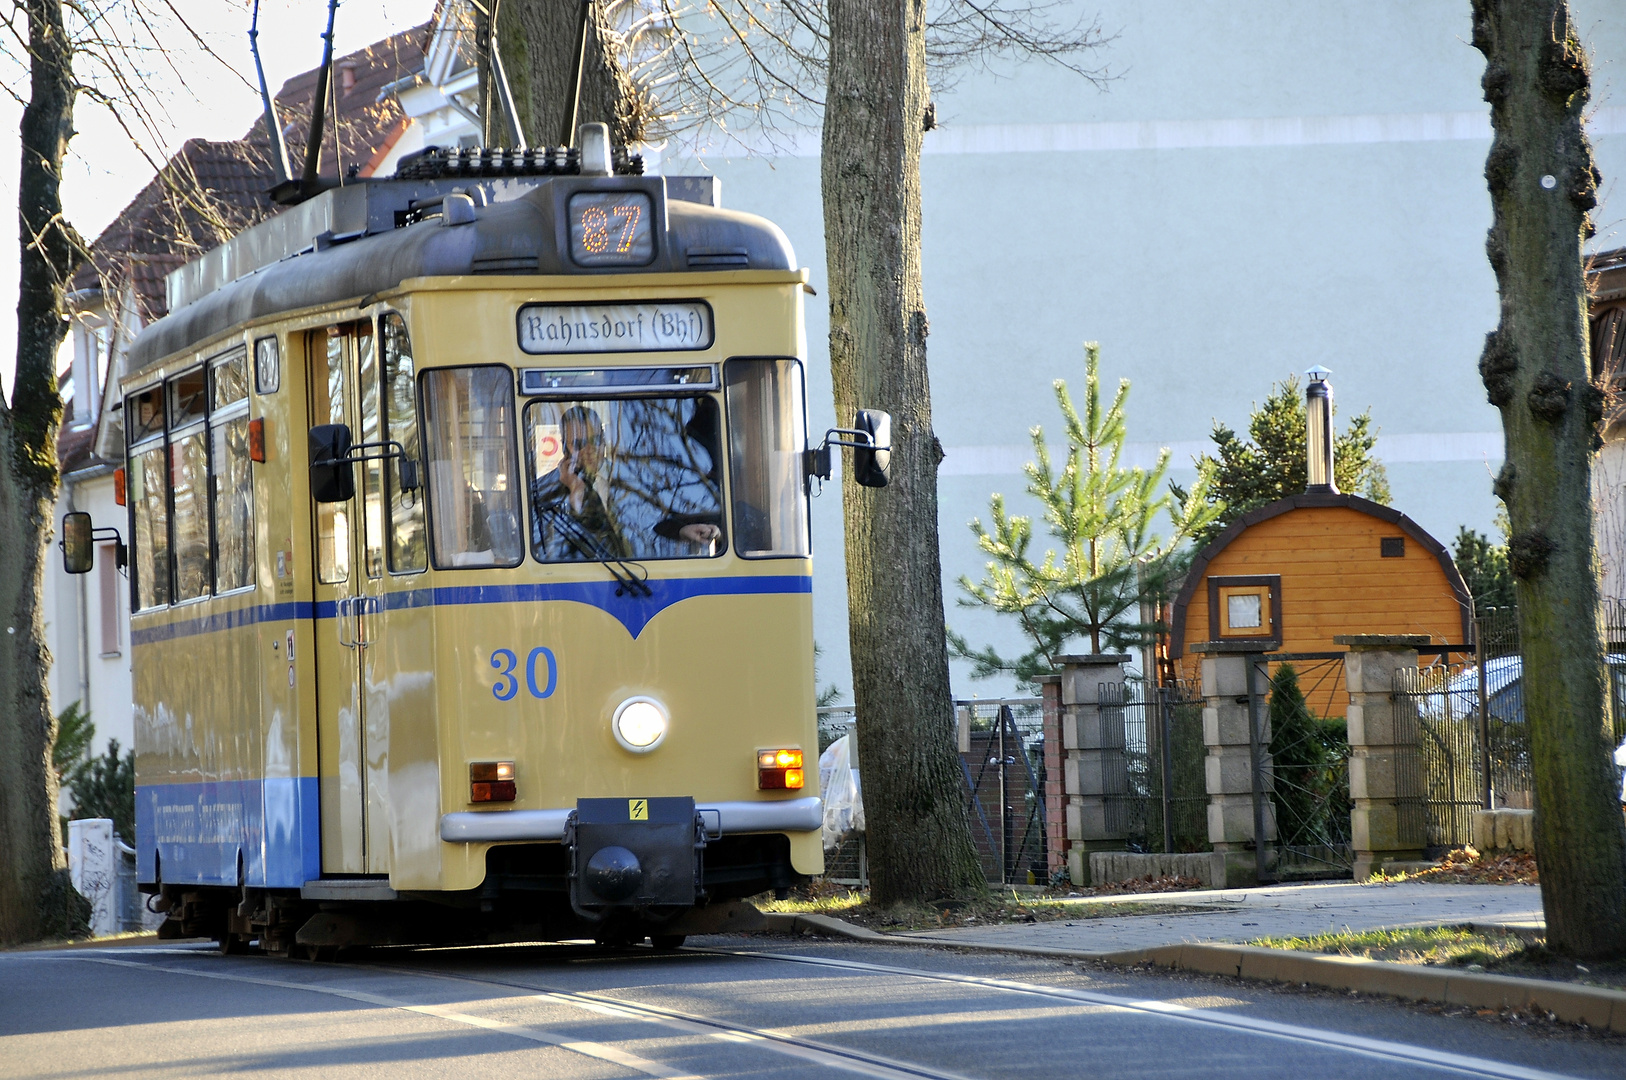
2, 932, 196, 953
757, 914, 1625, 1032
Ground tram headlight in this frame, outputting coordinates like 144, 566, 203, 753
613, 697, 668, 752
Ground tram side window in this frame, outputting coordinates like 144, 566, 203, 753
313, 332, 351, 584
211, 351, 254, 593
128, 386, 164, 444
723, 358, 810, 558
381, 314, 426, 573
128, 436, 170, 610
422, 366, 523, 568
356, 322, 385, 579
170, 423, 211, 602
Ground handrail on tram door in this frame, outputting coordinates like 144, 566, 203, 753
334, 596, 380, 650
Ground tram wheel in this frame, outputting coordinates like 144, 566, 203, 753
216, 933, 249, 956
650, 935, 686, 951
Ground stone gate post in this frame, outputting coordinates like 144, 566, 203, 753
1193, 642, 1277, 887
1058, 654, 1132, 886
1336, 634, 1429, 881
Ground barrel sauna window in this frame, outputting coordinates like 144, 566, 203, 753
1208, 574, 1281, 643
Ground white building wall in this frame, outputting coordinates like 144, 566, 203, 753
48, 292, 137, 776
47, 472, 133, 768
654, 1, 1626, 698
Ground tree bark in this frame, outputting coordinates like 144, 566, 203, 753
1473, 0, 1626, 959
497, 0, 644, 147
822, 0, 984, 904
0, 0, 88, 945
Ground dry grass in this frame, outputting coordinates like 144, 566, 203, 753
759, 876, 1213, 932
1251, 924, 1626, 990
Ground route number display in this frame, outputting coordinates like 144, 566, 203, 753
569, 191, 655, 267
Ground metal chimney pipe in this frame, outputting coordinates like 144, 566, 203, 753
1305, 365, 1337, 493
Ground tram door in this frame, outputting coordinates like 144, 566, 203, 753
309, 322, 391, 875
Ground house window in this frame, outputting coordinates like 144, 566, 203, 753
1381, 536, 1406, 558
1208, 575, 1281, 643
98, 547, 120, 657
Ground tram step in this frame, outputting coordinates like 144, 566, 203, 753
300, 879, 399, 901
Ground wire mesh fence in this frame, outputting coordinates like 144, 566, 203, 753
1098, 681, 1207, 853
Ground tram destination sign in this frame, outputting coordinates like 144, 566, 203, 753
518, 301, 713, 355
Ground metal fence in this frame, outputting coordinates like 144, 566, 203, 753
1391, 663, 1492, 850
957, 699, 1048, 885
1098, 681, 1207, 853
814, 699, 1050, 886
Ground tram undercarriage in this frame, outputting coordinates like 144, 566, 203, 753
143, 832, 799, 956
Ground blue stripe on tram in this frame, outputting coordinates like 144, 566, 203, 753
132, 575, 811, 644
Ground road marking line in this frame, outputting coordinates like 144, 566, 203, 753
75, 956, 707, 1080
530, 989, 977, 1080
327, 956, 978, 1080
729, 949, 1586, 1080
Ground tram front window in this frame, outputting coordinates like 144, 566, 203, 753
525, 396, 724, 562
724, 358, 810, 558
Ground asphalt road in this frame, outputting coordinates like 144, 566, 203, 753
3, 936, 1623, 1079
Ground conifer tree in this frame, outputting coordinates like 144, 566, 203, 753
953, 344, 1218, 687
1174, 376, 1388, 548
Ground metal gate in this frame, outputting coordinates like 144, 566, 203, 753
958, 699, 1047, 884
1098, 681, 1207, 852
1256, 655, 1353, 879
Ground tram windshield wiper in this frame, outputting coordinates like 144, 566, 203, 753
539, 506, 653, 597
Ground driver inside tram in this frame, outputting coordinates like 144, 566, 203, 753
530, 402, 723, 562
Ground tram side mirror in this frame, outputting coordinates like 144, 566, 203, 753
61, 512, 94, 574
309, 424, 356, 503
851, 409, 892, 489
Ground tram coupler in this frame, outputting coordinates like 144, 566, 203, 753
565, 797, 706, 921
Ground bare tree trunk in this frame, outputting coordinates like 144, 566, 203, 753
1473, 0, 1626, 959
823, 0, 984, 904
0, 0, 88, 945
497, 0, 644, 147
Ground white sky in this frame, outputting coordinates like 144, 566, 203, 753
0, 0, 428, 398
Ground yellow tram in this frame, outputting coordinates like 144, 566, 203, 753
62, 128, 889, 953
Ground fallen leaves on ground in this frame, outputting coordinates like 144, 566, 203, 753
1370, 847, 1538, 885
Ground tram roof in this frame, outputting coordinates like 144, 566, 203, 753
125, 174, 796, 378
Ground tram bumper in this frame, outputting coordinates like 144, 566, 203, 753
567, 797, 702, 916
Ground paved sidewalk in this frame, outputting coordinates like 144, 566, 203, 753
901, 882, 1543, 955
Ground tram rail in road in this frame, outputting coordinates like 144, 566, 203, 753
4, 941, 1615, 1080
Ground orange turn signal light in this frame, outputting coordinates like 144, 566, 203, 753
113, 467, 126, 506
248, 418, 266, 463
470, 760, 516, 803
757, 749, 805, 790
